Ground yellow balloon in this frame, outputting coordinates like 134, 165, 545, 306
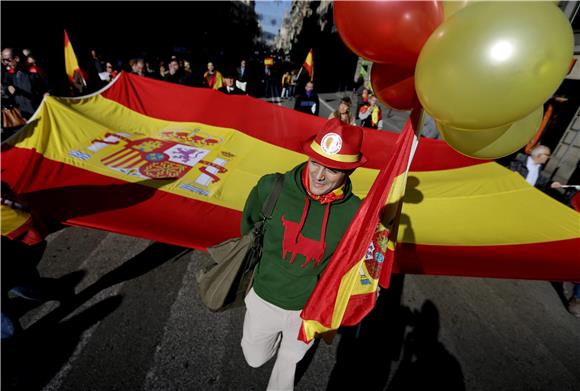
442, 0, 473, 20
438, 106, 544, 159
415, 2, 573, 129
443, 0, 560, 20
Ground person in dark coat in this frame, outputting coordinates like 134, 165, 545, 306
294, 81, 319, 116
163, 59, 193, 86
236, 59, 248, 83
2, 47, 46, 119
218, 69, 246, 95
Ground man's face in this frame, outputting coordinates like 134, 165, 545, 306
2, 49, 14, 67
305, 82, 314, 93
208, 62, 214, 72
370, 96, 378, 106
307, 160, 347, 196
534, 148, 551, 165
241, 60, 246, 67
224, 77, 234, 87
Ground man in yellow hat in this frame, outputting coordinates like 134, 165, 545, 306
240, 118, 367, 390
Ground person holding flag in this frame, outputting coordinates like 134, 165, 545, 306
298, 110, 423, 344
240, 118, 366, 391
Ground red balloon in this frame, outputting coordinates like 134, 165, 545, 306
334, 0, 443, 66
371, 63, 419, 111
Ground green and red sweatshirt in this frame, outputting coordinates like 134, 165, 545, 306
241, 162, 361, 310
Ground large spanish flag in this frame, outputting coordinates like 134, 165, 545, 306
1, 73, 578, 285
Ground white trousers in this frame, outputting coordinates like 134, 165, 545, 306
241, 288, 314, 391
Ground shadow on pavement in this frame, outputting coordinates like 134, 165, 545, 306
326, 274, 410, 390
2, 242, 191, 390
29, 242, 190, 332
323, 276, 465, 391
386, 300, 465, 391
1, 295, 123, 390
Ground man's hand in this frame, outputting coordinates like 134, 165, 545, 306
7, 85, 16, 95
551, 181, 562, 189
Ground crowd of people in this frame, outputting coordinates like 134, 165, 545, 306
1, 46, 318, 131
1, 44, 401, 140
1, 45, 395, 136
86, 53, 281, 97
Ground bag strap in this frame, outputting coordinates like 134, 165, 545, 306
260, 173, 284, 221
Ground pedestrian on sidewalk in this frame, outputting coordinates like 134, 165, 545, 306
280, 71, 291, 100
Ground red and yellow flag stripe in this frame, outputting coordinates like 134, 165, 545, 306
1, 72, 577, 284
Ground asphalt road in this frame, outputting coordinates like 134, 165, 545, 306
2, 225, 579, 391
1, 95, 579, 391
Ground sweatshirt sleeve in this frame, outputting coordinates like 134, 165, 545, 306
240, 174, 276, 235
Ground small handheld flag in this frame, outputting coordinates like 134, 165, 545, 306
303, 49, 314, 81
64, 30, 87, 91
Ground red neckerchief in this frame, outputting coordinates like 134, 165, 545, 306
301, 166, 345, 205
